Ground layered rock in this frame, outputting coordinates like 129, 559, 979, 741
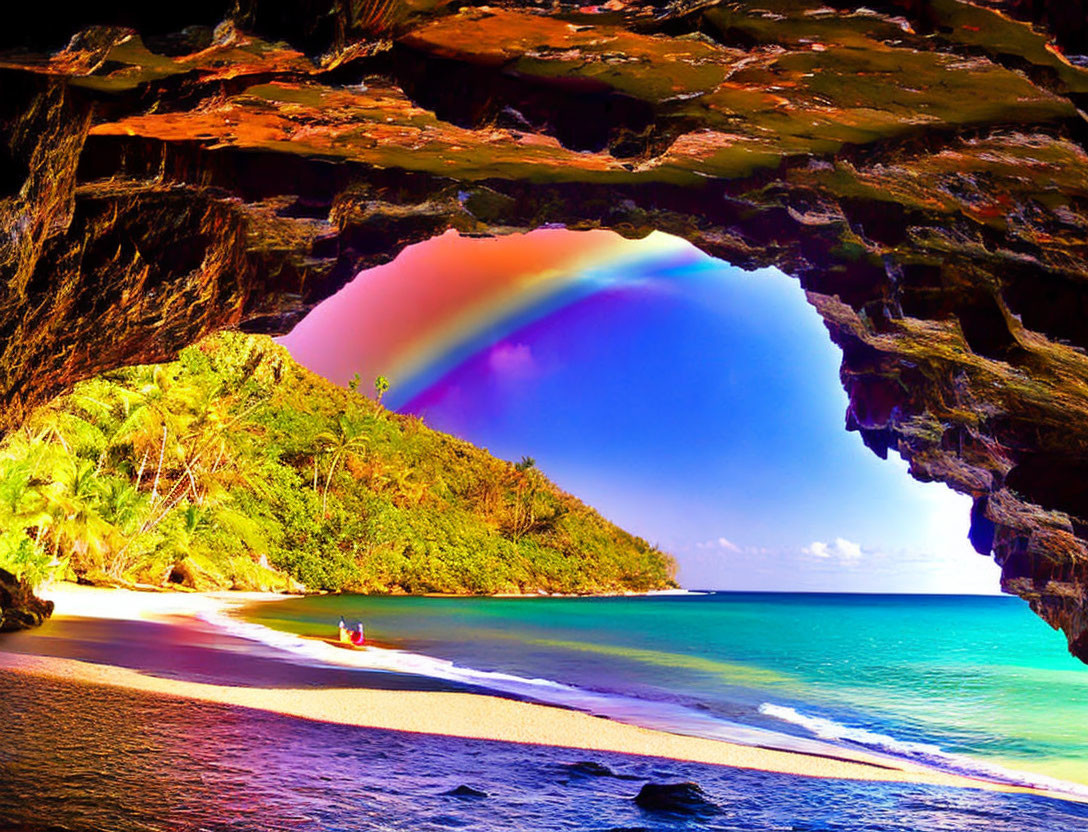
2, 1, 1088, 656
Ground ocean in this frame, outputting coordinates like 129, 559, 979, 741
234, 591, 1088, 795
3, 591, 1088, 832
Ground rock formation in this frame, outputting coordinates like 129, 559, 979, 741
0, 568, 54, 631
2, 1, 1088, 657
634, 781, 719, 816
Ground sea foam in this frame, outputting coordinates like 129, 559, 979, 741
758, 702, 1088, 798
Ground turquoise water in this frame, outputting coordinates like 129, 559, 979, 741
241, 592, 1088, 792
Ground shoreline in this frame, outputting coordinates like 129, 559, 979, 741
2, 583, 1078, 802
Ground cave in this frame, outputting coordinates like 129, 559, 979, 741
2, 0, 1088, 658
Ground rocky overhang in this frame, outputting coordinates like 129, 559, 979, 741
2, 0, 1088, 657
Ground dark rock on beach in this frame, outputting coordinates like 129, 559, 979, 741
0, 569, 54, 632
633, 782, 719, 816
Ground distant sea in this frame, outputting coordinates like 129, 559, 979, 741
236, 592, 1088, 796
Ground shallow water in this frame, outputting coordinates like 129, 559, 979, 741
2, 672, 1088, 832
240, 592, 1088, 792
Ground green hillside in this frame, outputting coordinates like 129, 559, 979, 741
0, 333, 676, 595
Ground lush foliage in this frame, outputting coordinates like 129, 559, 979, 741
0, 333, 676, 594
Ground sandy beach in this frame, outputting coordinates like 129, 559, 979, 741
0, 584, 1068, 799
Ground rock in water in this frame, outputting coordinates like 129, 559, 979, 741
633, 782, 719, 816
562, 760, 642, 782
0, 569, 54, 632
443, 785, 488, 798
564, 761, 617, 778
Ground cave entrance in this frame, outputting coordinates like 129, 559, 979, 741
279, 228, 999, 594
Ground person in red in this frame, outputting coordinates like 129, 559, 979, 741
349, 623, 365, 646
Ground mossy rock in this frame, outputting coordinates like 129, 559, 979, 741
167, 557, 231, 592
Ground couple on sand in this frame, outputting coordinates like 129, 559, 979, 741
338, 617, 365, 646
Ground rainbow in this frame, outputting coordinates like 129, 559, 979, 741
281, 228, 710, 409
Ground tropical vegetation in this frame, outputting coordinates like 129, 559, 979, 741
0, 333, 676, 595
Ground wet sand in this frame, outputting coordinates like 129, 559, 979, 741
0, 584, 1068, 798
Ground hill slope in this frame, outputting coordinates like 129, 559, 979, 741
0, 333, 676, 595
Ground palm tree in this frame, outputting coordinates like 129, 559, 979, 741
106, 375, 256, 565
161, 501, 267, 575
506, 460, 544, 542
113, 366, 203, 500
315, 414, 368, 517
99, 479, 146, 578
100, 480, 144, 534
374, 375, 390, 405
47, 458, 111, 573
0, 459, 52, 566
0, 460, 34, 517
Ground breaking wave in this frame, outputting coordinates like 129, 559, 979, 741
758, 703, 1088, 799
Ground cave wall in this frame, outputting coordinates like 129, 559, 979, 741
3, 0, 1088, 657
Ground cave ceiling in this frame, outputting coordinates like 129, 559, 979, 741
3, 0, 1088, 656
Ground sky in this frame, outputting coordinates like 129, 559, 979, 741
280, 229, 1002, 594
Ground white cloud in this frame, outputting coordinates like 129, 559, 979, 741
803, 537, 864, 561
833, 537, 863, 560
695, 536, 742, 552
